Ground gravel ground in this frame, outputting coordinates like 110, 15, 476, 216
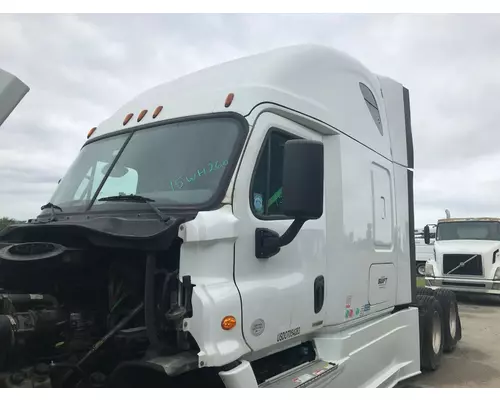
405, 294, 500, 388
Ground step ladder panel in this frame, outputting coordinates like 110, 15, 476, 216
259, 360, 338, 388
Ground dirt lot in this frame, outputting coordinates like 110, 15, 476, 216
406, 295, 500, 388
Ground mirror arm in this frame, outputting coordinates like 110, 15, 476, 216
255, 218, 307, 259
278, 218, 306, 247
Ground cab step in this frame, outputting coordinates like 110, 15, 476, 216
259, 360, 338, 388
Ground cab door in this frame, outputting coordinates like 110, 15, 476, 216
232, 112, 327, 351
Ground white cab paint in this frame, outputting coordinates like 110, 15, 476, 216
314, 307, 420, 387
368, 263, 397, 306
232, 112, 327, 352
85, 44, 420, 387
178, 206, 251, 367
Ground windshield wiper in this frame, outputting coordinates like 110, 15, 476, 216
40, 202, 63, 222
98, 194, 170, 223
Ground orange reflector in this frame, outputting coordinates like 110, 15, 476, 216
137, 109, 148, 122
225, 93, 234, 108
87, 127, 97, 139
221, 316, 236, 331
152, 106, 163, 119
123, 113, 133, 126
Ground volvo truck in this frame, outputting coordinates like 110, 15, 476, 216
0, 44, 460, 388
424, 217, 500, 296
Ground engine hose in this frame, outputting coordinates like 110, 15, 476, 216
145, 253, 161, 349
77, 302, 144, 368
59, 302, 144, 387
2, 293, 59, 308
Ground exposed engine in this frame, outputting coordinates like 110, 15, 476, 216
0, 224, 197, 388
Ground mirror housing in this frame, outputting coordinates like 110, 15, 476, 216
282, 139, 324, 220
424, 225, 431, 245
255, 139, 324, 259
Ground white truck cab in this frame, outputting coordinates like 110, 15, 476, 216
425, 218, 500, 295
0, 44, 460, 388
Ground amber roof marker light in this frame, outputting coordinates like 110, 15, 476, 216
123, 113, 134, 126
87, 127, 97, 139
152, 106, 163, 119
137, 109, 148, 122
225, 93, 234, 108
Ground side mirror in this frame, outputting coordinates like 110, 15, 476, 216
282, 139, 324, 220
424, 225, 431, 245
255, 139, 324, 259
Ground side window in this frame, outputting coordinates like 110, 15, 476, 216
251, 130, 295, 217
359, 82, 383, 135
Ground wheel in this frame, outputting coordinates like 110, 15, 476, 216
416, 294, 426, 350
416, 262, 426, 277
417, 295, 444, 371
456, 309, 462, 341
433, 288, 461, 352
416, 287, 434, 297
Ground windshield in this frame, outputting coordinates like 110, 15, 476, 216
49, 117, 245, 212
437, 221, 500, 241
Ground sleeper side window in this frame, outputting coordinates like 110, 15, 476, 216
250, 130, 296, 218
359, 82, 383, 135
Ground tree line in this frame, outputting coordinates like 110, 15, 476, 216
0, 217, 23, 232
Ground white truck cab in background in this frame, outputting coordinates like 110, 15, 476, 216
425, 218, 500, 296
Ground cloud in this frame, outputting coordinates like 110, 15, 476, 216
0, 14, 500, 228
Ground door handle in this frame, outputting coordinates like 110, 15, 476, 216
314, 275, 325, 314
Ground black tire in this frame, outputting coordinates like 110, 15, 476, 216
417, 295, 444, 371
416, 287, 434, 297
433, 288, 461, 352
416, 290, 436, 353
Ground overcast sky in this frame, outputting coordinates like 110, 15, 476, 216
1, 13, 499, 227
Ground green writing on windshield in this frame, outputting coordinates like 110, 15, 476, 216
169, 159, 229, 191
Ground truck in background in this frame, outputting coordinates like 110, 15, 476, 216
424, 217, 500, 297
0, 44, 461, 388
415, 226, 436, 276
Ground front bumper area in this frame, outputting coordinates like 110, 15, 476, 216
426, 277, 500, 295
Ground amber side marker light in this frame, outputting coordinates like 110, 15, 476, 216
221, 316, 236, 331
137, 109, 148, 122
87, 127, 97, 139
152, 106, 163, 119
123, 113, 134, 126
225, 93, 234, 108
